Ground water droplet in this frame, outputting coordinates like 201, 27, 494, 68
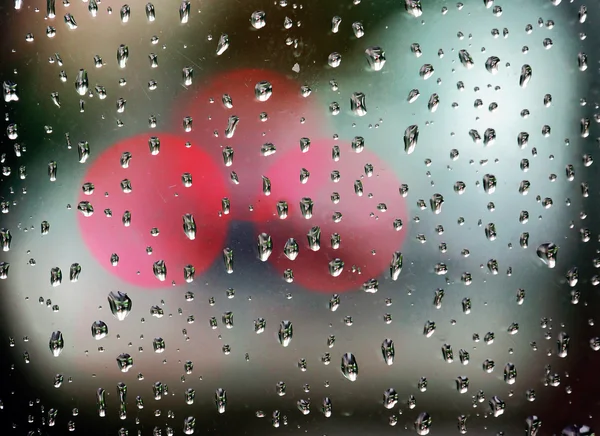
297, 399, 310, 415
489, 396, 505, 417
179, 0, 190, 23
504, 362, 517, 384
299, 197, 314, 219
578, 52, 588, 71
283, 238, 299, 261
108, 291, 132, 321
483, 358, 495, 373
50, 267, 62, 287
255, 81, 272, 102
419, 64, 434, 80
153, 337, 166, 353
183, 416, 196, 435
557, 332, 570, 358
278, 320, 293, 347
120, 4, 130, 23
519, 64, 532, 88
415, 412, 432, 435
341, 353, 358, 381
485, 56, 500, 74
365, 47, 386, 71
224, 115, 239, 138
350, 92, 367, 116
182, 67, 194, 87
69, 263, 81, 282
307, 226, 321, 251
3, 81, 18, 102
458, 49, 474, 68
184, 387, 195, 404
328, 52, 342, 68
390, 251, 403, 281
352, 21, 364, 38
116, 353, 133, 372
405, 0, 423, 17
49, 331, 64, 357
381, 339, 395, 365
251, 10, 266, 29
116, 44, 129, 68
255, 232, 274, 263
97, 388, 107, 417
485, 223, 497, 241
223, 248, 234, 274
362, 278, 379, 293
275, 381, 286, 396
110, 253, 120, 266
428, 93, 440, 112
537, 243, 559, 268
181, 214, 197, 241
145, 2, 156, 21
383, 388, 399, 409
76, 141, 90, 163
153, 260, 167, 281
441, 344, 454, 362
456, 376, 469, 393
483, 174, 497, 194
404, 125, 419, 154
91, 320, 108, 340
64, 13, 77, 29
328, 258, 344, 277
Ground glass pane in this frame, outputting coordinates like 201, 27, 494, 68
0, 0, 597, 434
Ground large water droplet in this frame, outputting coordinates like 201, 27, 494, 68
537, 243, 559, 268
257, 233, 273, 261
91, 320, 108, 340
108, 291, 132, 321
414, 412, 432, 435
340, 352, 358, 381
365, 47, 386, 71
404, 125, 419, 154
49, 331, 64, 357
250, 10, 266, 29
381, 339, 395, 365
278, 320, 293, 347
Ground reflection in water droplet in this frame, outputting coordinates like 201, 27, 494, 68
180, 0, 191, 23
415, 411, 432, 435
341, 353, 358, 381
278, 320, 293, 347
91, 321, 108, 340
537, 243, 559, 268
254, 81, 272, 101
49, 331, 64, 357
404, 125, 419, 154
405, 0, 423, 17
365, 47, 386, 71
328, 258, 344, 277
520, 64, 533, 88
489, 396, 505, 417
458, 49, 474, 68
116, 353, 133, 372
350, 92, 367, 116
257, 233, 273, 262
117, 45, 129, 68
108, 291, 132, 321
352, 21, 364, 38
381, 339, 395, 365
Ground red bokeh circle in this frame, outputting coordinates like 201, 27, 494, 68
176, 68, 326, 221
251, 139, 408, 293
77, 132, 230, 288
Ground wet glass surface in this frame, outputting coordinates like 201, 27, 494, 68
1, 0, 600, 434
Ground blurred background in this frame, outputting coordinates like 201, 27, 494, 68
1, 0, 600, 434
